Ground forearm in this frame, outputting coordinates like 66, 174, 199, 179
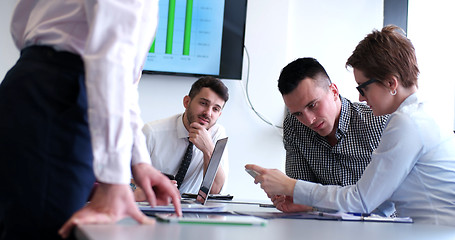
202, 149, 212, 174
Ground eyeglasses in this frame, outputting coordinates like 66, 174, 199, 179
356, 78, 380, 96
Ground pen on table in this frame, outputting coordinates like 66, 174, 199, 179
259, 204, 275, 208
347, 212, 371, 217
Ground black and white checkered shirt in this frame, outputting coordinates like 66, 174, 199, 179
284, 96, 388, 186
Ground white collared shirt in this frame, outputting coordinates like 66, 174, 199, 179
11, 0, 159, 184
294, 92, 455, 226
143, 114, 229, 194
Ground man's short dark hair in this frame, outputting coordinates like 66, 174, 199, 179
278, 57, 331, 95
189, 76, 229, 103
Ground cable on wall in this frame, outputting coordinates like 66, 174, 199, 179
239, 45, 283, 135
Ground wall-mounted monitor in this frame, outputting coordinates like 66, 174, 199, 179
142, 0, 248, 80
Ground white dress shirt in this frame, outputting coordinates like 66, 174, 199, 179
11, 0, 159, 184
142, 114, 229, 194
294, 92, 455, 226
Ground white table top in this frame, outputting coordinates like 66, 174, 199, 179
75, 201, 455, 240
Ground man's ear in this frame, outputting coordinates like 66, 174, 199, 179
183, 95, 191, 108
329, 83, 339, 100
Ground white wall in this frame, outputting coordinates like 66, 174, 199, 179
408, 1, 455, 132
286, 0, 383, 102
0, 1, 17, 80
1, 1, 453, 203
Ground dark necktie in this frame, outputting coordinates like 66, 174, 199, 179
175, 140, 193, 189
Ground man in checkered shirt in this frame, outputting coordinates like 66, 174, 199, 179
276, 57, 393, 216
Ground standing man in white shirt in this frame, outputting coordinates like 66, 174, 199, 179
0, 1, 181, 239
140, 76, 229, 197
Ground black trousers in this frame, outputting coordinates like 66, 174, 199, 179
0, 46, 95, 239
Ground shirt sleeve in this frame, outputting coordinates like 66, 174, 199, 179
293, 112, 424, 213
129, 0, 159, 167
83, 0, 158, 184
130, 80, 153, 166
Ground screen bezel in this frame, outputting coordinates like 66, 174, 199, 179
142, 0, 247, 80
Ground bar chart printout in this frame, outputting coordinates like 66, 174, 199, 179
145, 0, 225, 76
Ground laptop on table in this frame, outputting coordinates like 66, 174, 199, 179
182, 137, 229, 205
139, 137, 228, 213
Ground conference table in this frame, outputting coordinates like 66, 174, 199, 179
75, 200, 455, 240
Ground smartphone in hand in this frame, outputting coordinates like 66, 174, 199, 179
245, 168, 260, 178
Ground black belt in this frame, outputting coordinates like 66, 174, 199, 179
20, 45, 84, 72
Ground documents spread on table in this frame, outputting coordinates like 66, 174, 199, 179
138, 202, 412, 224
234, 210, 413, 223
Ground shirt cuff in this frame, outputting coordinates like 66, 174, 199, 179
293, 180, 317, 206
93, 152, 132, 184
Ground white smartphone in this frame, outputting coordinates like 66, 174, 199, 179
245, 168, 260, 178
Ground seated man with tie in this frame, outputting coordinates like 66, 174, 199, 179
139, 76, 229, 198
